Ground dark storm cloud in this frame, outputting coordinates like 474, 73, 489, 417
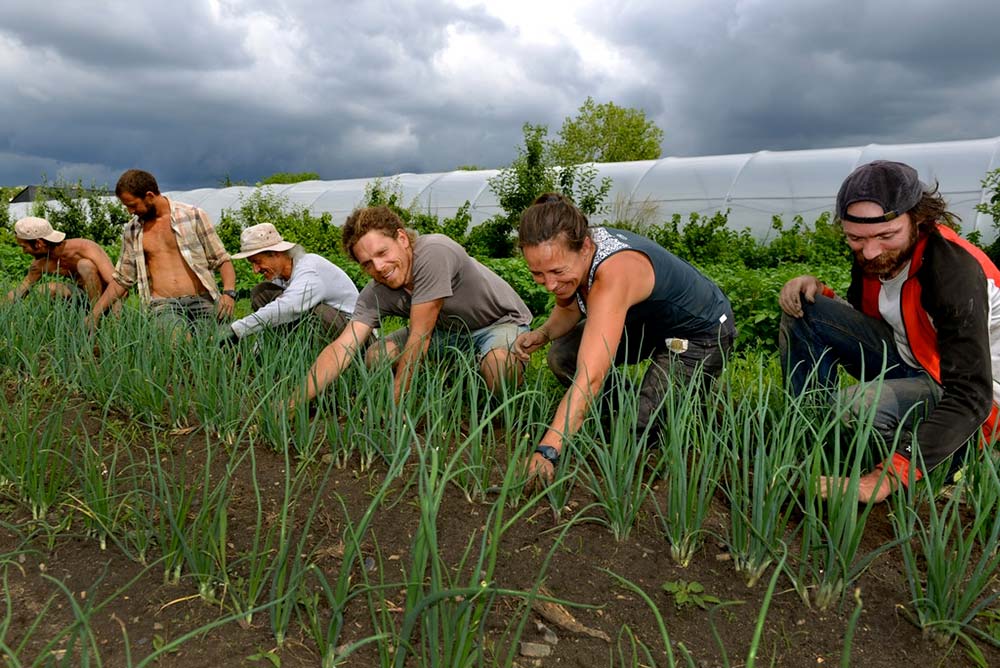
1, 1, 251, 70
582, 0, 1000, 156
1, 0, 997, 190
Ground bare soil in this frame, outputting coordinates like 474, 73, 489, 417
2, 402, 998, 668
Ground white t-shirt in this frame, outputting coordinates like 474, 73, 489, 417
231, 253, 359, 338
878, 261, 922, 369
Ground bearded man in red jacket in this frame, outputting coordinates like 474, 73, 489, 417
779, 160, 1000, 502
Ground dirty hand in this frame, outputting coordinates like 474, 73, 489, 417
818, 469, 895, 504
513, 329, 549, 362
216, 294, 236, 319
524, 452, 555, 488
778, 275, 824, 318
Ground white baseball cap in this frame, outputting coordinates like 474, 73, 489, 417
232, 223, 296, 259
14, 216, 66, 243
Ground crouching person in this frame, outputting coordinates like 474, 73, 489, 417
513, 193, 735, 482
8, 216, 116, 307
222, 223, 359, 344
778, 160, 1000, 503
295, 206, 532, 407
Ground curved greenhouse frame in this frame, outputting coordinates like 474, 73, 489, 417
10, 136, 1000, 240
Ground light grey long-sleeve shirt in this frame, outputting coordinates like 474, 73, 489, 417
231, 253, 359, 338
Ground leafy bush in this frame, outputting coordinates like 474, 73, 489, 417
259, 172, 320, 185
27, 179, 127, 249
483, 123, 612, 258
702, 261, 851, 350
217, 188, 367, 291
975, 167, 1000, 262
0, 186, 18, 230
479, 257, 551, 317
0, 226, 31, 284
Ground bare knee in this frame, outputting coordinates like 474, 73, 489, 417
480, 348, 523, 392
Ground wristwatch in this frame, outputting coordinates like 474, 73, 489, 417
534, 445, 560, 466
222, 289, 237, 299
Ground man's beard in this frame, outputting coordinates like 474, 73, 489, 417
856, 226, 919, 279
139, 207, 158, 222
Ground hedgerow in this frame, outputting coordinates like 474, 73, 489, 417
0, 174, 990, 354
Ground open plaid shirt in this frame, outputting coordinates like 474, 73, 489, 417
113, 199, 230, 304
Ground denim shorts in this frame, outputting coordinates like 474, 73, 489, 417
383, 321, 529, 361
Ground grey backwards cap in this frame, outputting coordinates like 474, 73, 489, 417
836, 160, 926, 224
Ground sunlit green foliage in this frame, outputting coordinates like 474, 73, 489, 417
548, 97, 664, 165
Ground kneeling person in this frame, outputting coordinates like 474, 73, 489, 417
8, 216, 116, 306
224, 223, 359, 342
298, 206, 532, 405
514, 193, 736, 482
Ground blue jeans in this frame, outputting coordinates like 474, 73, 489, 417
779, 295, 942, 452
382, 322, 529, 362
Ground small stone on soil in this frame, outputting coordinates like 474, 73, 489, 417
519, 641, 552, 658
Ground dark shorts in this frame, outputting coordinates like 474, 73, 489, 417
149, 294, 216, 334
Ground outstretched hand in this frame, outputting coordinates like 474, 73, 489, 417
523, 452, 555, 489
216, 294, 235, 319
818, 468, 895, 504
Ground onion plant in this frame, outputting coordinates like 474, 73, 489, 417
0, 394, 75, 520
146, 435, 197, 585
224, 441, 281, 629
579, 364, 660, 542
374, 395, 555, 667
66, 432, 134, 551
267, 445, 339, 648
652, 370, 726, 567
891, 448, 1000, 648
300, 436, 410, 667
790, 377, 903, 610
719, 368, 800, 587
174, 435, 249, 604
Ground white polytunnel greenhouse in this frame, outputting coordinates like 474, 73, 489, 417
10, 136, 1000, 240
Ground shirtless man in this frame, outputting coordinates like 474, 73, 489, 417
88, 169, 236, 331
7, 216, 116, 305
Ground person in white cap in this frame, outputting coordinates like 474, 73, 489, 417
221, 223, 359, 344
87, 169, 237, 332
6, 216, 116, 306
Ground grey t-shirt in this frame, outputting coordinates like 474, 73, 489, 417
351, 234, 531, 331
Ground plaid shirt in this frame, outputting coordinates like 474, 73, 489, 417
113, 199, 230, 304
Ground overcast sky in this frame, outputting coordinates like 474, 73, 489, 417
2, 0, 999, 190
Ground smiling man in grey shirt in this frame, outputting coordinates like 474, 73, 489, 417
294, 206, 531, 407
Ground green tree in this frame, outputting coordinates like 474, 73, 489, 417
478, 123, 611, 258
975, 167, 1000, 261
259, 171, 321, 185
548, 97, 664, 165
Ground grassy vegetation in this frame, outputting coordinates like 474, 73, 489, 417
0, 294, 998, 665
4, 179, 1000, 665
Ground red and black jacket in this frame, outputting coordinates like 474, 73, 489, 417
840, 224, 1000, 485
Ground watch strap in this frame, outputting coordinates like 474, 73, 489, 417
534, 445, 560, 465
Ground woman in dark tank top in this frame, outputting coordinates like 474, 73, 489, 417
512, 192, 735, 482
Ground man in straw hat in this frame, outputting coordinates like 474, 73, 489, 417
779, 160, 1000, 502
221, 223, 358, 344
7, 216, 116, 306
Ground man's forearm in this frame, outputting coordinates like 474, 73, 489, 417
392, 336, 431, 400
219, 261, 236, 292
91, 280, 128, 318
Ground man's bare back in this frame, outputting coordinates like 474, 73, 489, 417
140, 213, 206, 299
13, 238, 115, 304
